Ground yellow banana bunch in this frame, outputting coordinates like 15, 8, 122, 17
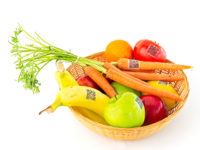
40, 62, 109, 120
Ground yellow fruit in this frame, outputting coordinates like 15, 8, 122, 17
76, 107, 107, 125
105, 40, 133, 62
55, 70, 79, 90
51, 86, 109, 117
53, 67, 107, 123
143, 81, 178, 110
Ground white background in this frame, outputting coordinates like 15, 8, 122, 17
0, 0, 200, 150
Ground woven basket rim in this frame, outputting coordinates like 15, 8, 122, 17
69, 52, 190, 131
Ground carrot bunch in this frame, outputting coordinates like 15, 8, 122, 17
84, 58, 192, 102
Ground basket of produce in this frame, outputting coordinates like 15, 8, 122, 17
10, 25, 190, 140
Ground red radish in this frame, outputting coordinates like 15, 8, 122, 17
76, 75, 99, 90
133, 39, 166, 62
140, 95, 168, 125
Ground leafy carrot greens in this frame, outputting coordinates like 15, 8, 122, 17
10, 24, 106, 93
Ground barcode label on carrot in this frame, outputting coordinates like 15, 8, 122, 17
147, 44, 159, 57
158, 81, 168, 86
135, 97, 143, 109
128, 60, 139, 69
86, 89, 96, 100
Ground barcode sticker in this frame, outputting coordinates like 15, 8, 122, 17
135, 97, 143, 109
147, 44, 159, 57
86, 89, 96, 101
128, 59, 140, 69
158, 81, 168, 86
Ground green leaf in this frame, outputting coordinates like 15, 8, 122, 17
9, 24, 106, 94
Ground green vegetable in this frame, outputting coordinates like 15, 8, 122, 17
10, 24, 106, 93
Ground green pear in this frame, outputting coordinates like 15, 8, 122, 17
111, 82, 141, 97
104, 92, 145, 128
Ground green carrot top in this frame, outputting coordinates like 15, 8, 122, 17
10, 24, 106, 93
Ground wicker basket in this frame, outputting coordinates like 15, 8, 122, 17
67, 52, 190, 140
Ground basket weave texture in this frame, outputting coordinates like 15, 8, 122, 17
67, 52, 189, 140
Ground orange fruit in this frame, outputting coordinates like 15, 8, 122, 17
105, 40, 133, 62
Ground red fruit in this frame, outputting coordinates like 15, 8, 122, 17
140, 95, 168, 125
76, 75, 99, 90
133, 39, 166, 62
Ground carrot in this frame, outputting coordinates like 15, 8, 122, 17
106, 68, 183, 101
125, 71, 184, 81
103, 62, 150, 86
117, 58, 192, 71
84, 66, 117, 98
124, 70, 155, 73
104, 62, 119, 71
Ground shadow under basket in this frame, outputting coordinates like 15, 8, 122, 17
67, 52, 190, 140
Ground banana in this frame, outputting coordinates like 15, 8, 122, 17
73, 107, 107, 125
54, 62, 78, 90
41, 86, 109, 117
39, 62, 109, 120
55, 86, 109, 117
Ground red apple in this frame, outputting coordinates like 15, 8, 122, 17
140, 95, 168, 125
76, 75, 99, 90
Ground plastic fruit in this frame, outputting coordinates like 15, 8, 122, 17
143, 81, 178, 110
105, 40, 133, 62
133, 39, 166, 62
111, 81, 141, 97
140, 95, 168, 125
104, 92, 145, 128
76, 75, 99, 90
40, 86, 109, 117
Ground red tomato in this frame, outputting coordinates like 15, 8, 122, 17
133, 39, 166, 62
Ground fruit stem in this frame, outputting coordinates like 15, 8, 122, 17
39, 106, 53, 115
